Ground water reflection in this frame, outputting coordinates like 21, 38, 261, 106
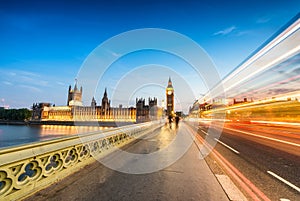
40, 125, 108, 135
0, 125, 110, 149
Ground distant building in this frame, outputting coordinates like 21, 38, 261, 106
149, 97, 158, 119
233, 98, 252, 105
166, 77, 174, 116
67, 82, 83, 106
32, 83, 161, 123
32, 103, 52, 120
136, 98, 149, 122
135, 97, 160, 122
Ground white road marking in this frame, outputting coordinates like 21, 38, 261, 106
267, 170, 300, 193
201, 130, 209, 135
279, 198, 290, 201
214, 138, 240, 154
225, 127, 300, 147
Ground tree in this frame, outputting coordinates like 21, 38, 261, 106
0, 108, 32, 121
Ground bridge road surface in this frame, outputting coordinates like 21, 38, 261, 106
26, 123, 229, 201
191, 121, 300, 201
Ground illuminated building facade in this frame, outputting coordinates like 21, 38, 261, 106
32, 84, 161, 123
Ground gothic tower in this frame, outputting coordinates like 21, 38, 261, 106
101, 88, 110, 111
67, 85, 72, 106
166, 77, 174, 116
67, 80, 83, 106
91, 97, 97, 108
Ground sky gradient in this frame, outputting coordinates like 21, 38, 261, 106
0, 0, 299, 111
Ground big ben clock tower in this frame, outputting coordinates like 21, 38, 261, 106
166, 77, 174, 116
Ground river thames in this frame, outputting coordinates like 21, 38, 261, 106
0, 125, 111, 149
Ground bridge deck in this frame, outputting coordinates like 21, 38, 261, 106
25, 123, 229, 201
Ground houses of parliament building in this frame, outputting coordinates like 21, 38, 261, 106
32, 82, 163, 123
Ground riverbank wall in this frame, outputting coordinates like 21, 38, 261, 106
0, 120, 138, 127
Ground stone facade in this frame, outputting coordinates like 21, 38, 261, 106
32, 84, 161, 123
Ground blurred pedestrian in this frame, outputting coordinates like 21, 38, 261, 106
175, 115, 180, 128
168, 115, 172, 129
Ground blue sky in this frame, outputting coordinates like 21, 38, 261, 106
0, 0, 299, 111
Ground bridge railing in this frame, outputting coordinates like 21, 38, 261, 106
0, 121, 162, 200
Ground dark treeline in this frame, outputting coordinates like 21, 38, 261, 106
0, 108, 32, 121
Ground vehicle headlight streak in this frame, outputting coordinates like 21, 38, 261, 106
200, 15, 300, 103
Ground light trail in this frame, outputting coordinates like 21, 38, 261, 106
223, 45, 300, 94
199, 15, 300, 103
251, 120, 300, 127
224, 127, 300, 147
222, 17, 300, 86
236, 74, 300, 101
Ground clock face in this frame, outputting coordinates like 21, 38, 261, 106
167, 90, 172, 95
